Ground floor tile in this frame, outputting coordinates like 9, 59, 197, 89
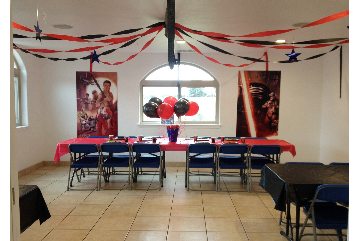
69, 204, 108, 216
241, 218, 282, 233
126, 230, 167, 241
137, 204, 172, 217
236, 205, 274, 219
93, 216, 134, 230
204, 205, 238, 218
103, 204, 140, 217
55, 215, 100, 230
42, 229, 89, 241
207, 231, 249, 241
205, 217, 245, 232
131, 216, 169, 231
167, 231, 207, 241
83, 230, 128, 241
171, 205, 204, 217
168, 217, 206, 232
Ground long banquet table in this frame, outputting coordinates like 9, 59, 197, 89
54, 137, 296, 163
259, 163, 349, 241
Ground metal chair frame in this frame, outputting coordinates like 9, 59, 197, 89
67, 144, 102, 191
186, 143, 218, 191
247, 145, 281, 192
217, 144, 249, 192
299, 184, 349, 241
100, 143, 132, 190
131, 143, 163, 190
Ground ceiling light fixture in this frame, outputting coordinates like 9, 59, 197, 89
276, 40, 286, 43
176, 40, 186, 44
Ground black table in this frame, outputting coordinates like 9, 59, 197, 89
19, 185, 51, 233
259, 164, 349, 241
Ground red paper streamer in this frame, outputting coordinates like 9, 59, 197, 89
66, 46, 105, 53
301, 10, 349, 28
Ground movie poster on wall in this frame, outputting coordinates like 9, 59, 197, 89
236, 71, 281, 138
76, 72, 118, 138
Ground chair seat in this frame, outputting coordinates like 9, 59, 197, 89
70, 157, 99, 168
219, 157, 247, 169
303, 204, 348, 229
133, 157, 160, 168
102, 157, 130, 168
189, 156, 215, 168
250, 158, 274, 169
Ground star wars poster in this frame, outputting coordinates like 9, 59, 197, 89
236, 71, 281, 138
76, 72, 118, 138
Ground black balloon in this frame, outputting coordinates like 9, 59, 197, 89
174, 99, 189, 117
149, 97, 162, 106
143, 102, 159, 118
179, 98, 189, 103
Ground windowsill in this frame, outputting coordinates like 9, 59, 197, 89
16, 125, 28, 131
138, 123, 221, 129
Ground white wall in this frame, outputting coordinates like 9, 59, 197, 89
15, 46, 349, 170
320, 45, 349, 164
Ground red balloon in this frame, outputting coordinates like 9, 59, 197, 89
157, 103, 174, 119
186, 101, 199, 116
163, 96, 177, 107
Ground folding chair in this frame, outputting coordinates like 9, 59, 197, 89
299, 184, 349, 241
67, 143, 102, 191
217, 144, 249, 191
131, 143, 163, 190
186, 143, 218, 191
100, 143, 132, 190
279, 162, 324, 226
247, 145, 281, 192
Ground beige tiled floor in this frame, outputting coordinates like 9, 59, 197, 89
19, 165, 345, 241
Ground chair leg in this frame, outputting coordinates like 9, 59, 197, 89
67, 166, 72, 191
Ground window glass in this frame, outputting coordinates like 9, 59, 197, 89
140, 63, 219, 124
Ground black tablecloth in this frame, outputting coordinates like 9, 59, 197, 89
259, 164, 349, 211
19, 185, 51, 233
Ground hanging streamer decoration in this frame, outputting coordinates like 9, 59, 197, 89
12, 10, 348, 66
13, 22, 165, 64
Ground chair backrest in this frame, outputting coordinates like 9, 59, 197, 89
101, 143, 130, 153
131, 143, 161, 154
250, 145, 281, 155
329, 162, 349, 165
284, 162, 324, 165
188, 143, 217, 154
88, 136, 108, 138
69, 143, 99, 154
314, 184, 349, 203
128, 136, 138, 139
218, 144, 248, 155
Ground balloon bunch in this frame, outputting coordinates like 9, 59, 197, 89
143, 96, 199, 119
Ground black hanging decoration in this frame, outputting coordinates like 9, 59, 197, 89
166, 0, 175, 69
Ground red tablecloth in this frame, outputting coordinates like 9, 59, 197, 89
54, 137, 296, 163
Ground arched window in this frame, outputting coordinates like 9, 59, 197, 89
13, 49, 28, 127
140, 62, 219, 124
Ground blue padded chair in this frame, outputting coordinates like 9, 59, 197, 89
248, 145, 281, 192
329, 162, 349, 165
299, 184, 349, 241
67, 143, 102, 191
131, 143, 163, 190
186, 143, 218, 191
279, 162, 324, 225
217, 144, 249, 191
100, 143, 132, 190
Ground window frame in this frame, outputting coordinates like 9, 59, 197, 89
13, 49, 28, 128
139, 62, 220, 125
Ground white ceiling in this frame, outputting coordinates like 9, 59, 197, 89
11, 0, 349, 64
